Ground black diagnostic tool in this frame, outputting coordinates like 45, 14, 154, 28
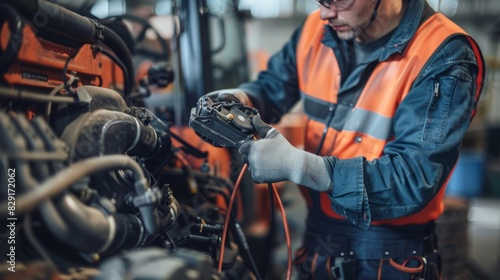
189, 96, 258, 148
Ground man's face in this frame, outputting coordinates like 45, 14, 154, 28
319, 0, 377, 41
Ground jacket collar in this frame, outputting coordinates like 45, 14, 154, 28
380, 0, 426, 59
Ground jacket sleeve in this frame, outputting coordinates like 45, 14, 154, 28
238, 22, 305, 124
325, 36, 483, 229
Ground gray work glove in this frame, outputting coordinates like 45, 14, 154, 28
203, 88, 250, 105
239, 115, 332, 192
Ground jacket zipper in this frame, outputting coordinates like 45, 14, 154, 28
434, 82, 439, 97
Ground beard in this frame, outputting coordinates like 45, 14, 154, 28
331, 0, 377, 41
335, 26, 364, 41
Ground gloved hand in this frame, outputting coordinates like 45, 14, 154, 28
203, 88, 250, 105
239, 115, 332, 192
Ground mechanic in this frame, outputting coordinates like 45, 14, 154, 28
201, 0, 485, 279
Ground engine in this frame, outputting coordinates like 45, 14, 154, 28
0, 1, 254, 279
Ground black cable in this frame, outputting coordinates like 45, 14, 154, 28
268, 183, 275, 231
229, 220, 263, 280
214, 177, 240, 220
100, 25, 136, 99
201, 185, 231, 208
218, 166, 262, 280
99, 47, 130, 98
168, 129, 209, 158
164, 232, 177, 251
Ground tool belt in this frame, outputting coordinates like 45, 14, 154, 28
294, 220, 441, 280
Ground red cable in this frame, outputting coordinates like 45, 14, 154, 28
218, 163, 248, 272
217, 165, 292, 280
271, 183, 292, 280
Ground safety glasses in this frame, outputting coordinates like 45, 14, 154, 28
313, 0, 356, 11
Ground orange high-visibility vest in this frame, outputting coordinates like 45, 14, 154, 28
296, 11, 484, 226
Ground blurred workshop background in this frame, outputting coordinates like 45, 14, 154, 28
1, 0, 500, 279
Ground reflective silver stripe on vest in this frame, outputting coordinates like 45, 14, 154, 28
343, 108, 392, 140
302, 94, 393, 140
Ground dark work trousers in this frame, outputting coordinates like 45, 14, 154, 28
292, 219, 441, 280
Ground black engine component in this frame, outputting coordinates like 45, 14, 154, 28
189, 96, 258, 148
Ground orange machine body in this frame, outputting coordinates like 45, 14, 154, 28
1, 22, 103, 89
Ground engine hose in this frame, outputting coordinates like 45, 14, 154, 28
60, 110, 165, 235
0, 4, 23, 73
9, 114, 113, 253
4, 155, 162, 249
1, 114, 158, 254
0, 155, 147, 220
48, 192, 116, 253
102, 26, 135, 98
101, 25, 135, 99
5, 151, 111, 253
104, 214, 146, 255
9, 0, 99, 46
24, 162, 145, 254
61, 110, 159, 161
